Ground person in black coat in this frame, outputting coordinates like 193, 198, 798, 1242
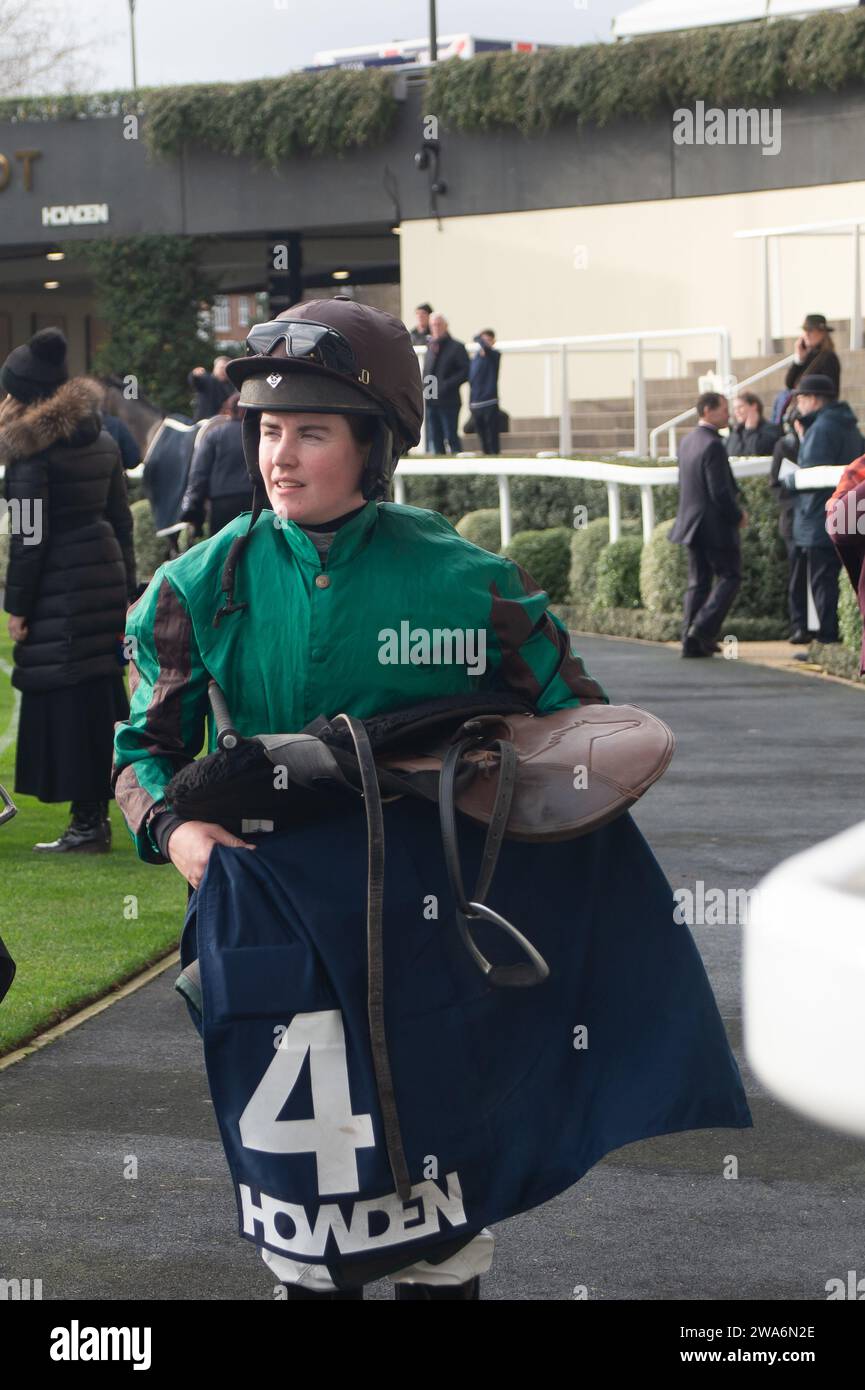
0, 329, 136, 853
188, 356, 233, 422
410, 302, 433, 346
179, 393, 253, 536
669, 392, 746, 657
726, 391, 781, 457
422, 313, 470, 454
469, 329, 502, 456
784, 314, 841, 396
102, 412, 141, 470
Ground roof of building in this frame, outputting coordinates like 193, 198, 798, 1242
612, 0, 854, 40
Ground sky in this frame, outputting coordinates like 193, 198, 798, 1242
31, 0, 636, 92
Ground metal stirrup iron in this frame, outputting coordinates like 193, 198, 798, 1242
438, 727, 550, 988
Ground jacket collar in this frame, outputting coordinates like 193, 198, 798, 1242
0, 377, 103, 465
276, 498, 379, 567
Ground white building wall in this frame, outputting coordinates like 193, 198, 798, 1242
401, 178, 865, 419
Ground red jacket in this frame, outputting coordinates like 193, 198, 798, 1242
827, 461, 865, 674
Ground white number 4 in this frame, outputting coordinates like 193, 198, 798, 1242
238, 1009, 375, 1196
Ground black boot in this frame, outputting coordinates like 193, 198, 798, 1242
33, 801, 111, 854
394, 1277, 480, 1300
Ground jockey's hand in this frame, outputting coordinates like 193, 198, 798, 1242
166, 820, 256, 889
7, 615, 28, 642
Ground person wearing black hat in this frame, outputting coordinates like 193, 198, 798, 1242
784, 314, 841, 395
0, 327, 137, 852
779, 372, 865, 648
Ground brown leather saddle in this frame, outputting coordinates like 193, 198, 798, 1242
168, 683, 674, 1200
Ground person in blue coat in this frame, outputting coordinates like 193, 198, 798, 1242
781, 374, 865, 646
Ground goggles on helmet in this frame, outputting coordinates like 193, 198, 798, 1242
244, 319, 360, 380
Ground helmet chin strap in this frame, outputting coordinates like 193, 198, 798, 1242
362, 418, 397, 500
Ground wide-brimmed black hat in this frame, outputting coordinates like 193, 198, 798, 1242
801, 314, 834, 332
794, 373, 838, 398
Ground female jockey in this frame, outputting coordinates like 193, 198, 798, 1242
113, 298, 751, 1301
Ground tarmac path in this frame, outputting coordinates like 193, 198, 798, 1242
2, 635, 864, 1301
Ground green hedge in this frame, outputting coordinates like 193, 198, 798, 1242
569, 516, 641, 608
73, 235, 218, 415
404, 467, 678, 534
635, 478, 789, 631
0, 71, 398, 166
3, 12, 865, 163
427, 10, 865, 137
594, 537, 643, 610
455, 509, 502, 553
132, 499, 169, 581
555, 603, 680, 643
732, 478, 789, 624
838, 576, 864, 656
640, 517, 688, 614
504, 527, 572, 603
144, 70, 398, 164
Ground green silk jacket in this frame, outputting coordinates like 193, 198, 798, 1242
112, 501, 607, 863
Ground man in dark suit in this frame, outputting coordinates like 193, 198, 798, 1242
422, 312, 470, 454
669, 392, 747, 657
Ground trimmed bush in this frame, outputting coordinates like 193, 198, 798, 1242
594, 537, 643, 610
132, 499, 169, 581
556, 602, 790, 645
555, 602, 680, 643
569, 516, 640, 607
839, 578, 864, 657
504, 527, 572, 603
731, 477, 788, 624
427, 11, 865, 139
640, 478, 789, 632
456, 509, 502, 553
640, 517, 688, 615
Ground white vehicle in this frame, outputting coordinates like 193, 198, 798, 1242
310, 35, 551, 71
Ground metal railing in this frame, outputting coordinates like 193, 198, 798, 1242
735, 216, 865, 353
649, 353, 795, 459
393, 454, 775, 548
415, 325, 732, 457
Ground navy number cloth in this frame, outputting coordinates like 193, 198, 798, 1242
180, 801, 752, 1282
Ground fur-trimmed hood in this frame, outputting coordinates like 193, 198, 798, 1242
0, 377, 104, 465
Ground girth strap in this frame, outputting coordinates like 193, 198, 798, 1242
438, 728, 550, 989
332, 713, 412, 1202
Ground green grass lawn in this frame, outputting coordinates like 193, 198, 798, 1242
0, 631, 188, 1055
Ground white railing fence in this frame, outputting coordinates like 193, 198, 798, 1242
394, 455, 777, 548
735, 216, 865, 353
415, 325, 732, 458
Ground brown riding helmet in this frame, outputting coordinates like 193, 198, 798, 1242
226, 296, 424, 503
